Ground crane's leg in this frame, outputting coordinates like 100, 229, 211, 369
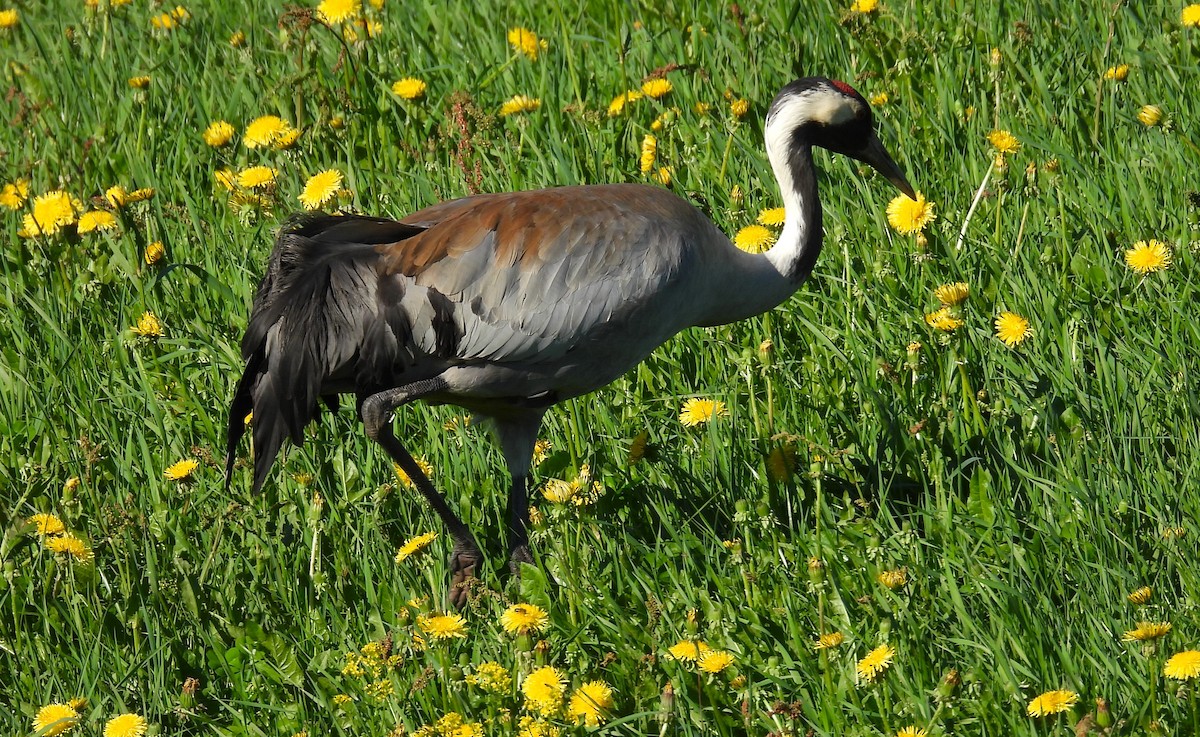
491, 411, 545, 574
361, 378, 482, 608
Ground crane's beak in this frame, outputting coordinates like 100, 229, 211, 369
858, 132, 917, 200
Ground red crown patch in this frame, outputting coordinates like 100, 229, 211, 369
831, 79, 859, 97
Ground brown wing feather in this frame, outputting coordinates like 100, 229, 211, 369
377, 184, 707, 364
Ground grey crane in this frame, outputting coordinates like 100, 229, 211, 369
225, 76, 915, 607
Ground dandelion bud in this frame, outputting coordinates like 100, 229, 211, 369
329, 115, 345, 130
730, 674, 747, 689
229, 30, 246, 47
63, 476, 80, 496
1044, 158, 1060, 173
180, 677, 200, 709
807, 556, 825, 583
1094, 698, 1112, 727
658, 681, 675, 721
730, 185, 744, 203
144, 241, 165, 265
905, 341, 921, 370
937, 668, 960, 699
757, 338, 774, 367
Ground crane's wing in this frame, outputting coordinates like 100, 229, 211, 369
384, 184, 708, 365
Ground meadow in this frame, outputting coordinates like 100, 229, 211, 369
2, 0, 1199, 735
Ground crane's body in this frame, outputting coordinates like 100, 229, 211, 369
226, 77, 915, 606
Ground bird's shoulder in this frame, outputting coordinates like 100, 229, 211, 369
380, 183, 708, 280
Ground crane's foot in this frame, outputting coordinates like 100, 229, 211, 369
448, 540, 483, 610
508, 544, 533, 576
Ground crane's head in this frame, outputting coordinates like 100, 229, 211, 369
766, 77, 916, 199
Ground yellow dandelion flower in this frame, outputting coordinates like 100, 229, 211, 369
850, 0, 879, 12
544, 480, 576, 508
886, 192, 935, 235
128, 75, 150, 89
757, 207, 786, 226
655, 167, 672, 186
532, 439, 552, 465
517, 716, 559, 737
45, 534, 93, 563
1104, 64, 1130, 82
679, 398, 727, 426
394, 531, 438, 563
229, 30, 245, 46
104, 714, 148, 737
730, 98, 750, 118
500, 603, 549, 635
693, 101, 711, 115
523, 666, 566, 716
150, 12, 177, 30
878, 568, 907, 589
814, 632, 844, 650
131, 311, 164, 338
697, 650, 734, 673
870, 91, 889, 106
1137, 104, 1163, 127
299, 169, 343, 210
144, 241, 165, 265
214, 169, 237, 191
237, 165, 276, 189
1182, 4, 1200, 27
29, 513, 66, 536
0, 9, 18, 28
22, 191, 82, 237
391, 77, 427, 100
392, 457, 433, 489
607, 90, 643, 116
1123, 621, 1172, 642
508, 27, 546, 60
934, 281, 969, 306
895, 728, 927, 737
641, 78, 672, 99
987, 129, 1020, 154
856, 643, 895, 681
499, 95, 541, 116
274, 126, 301, 149
568, 680, 614, 727
1164, 650, 1200, 680
639, 134, 657, 173
994, 311, 1032, 347
734, 224, 776, 253
0, 178, 28, 209
104, 185, 130, 207
164, 458, 198, 480
1124, 239, 1172, 274
924, 307, 963, 332
666, 639, 711, 661
465, 662, 512, 692
317, 0, 360, 24
33, 703, 79, 736
202, 120, 235, 147
1128, 586, 1152, 604
417, 612, 468, 641
243, 115, 291, 148
76, 210, 118, 234
1026, 689, 1079, 717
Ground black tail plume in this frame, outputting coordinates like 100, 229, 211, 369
224, 212, 425, 492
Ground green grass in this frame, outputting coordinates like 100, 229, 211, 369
2, 0, 1199, 735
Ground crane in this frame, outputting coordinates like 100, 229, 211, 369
225, 76, 915, 607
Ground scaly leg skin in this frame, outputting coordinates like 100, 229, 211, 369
506, 472, 533, 575
362, 379, 484, 609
